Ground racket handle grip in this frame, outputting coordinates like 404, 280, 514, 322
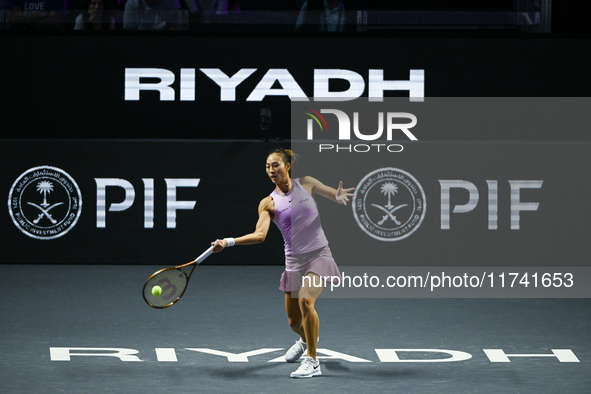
195, 246, 214, 265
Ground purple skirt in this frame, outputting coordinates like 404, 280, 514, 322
279, 245, 341, 292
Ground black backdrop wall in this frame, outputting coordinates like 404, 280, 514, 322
2, 35, 591, 140
1, 35, 590, 265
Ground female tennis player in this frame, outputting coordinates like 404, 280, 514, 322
211, 148, 353, 378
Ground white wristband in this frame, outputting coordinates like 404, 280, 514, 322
223, 237, 235, 247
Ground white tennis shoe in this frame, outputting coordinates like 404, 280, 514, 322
290, 356, 322, 378
284, 338, 307, 362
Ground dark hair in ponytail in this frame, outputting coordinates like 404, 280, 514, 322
269, 148, 297, 165
268, 148, 298, 175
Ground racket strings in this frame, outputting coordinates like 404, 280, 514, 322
143, 268, 188, 308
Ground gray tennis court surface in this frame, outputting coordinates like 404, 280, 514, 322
2, 264, 590, 393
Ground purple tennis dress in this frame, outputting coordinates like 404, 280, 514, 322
271, 178, 341, 292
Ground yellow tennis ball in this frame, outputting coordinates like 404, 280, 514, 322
152, 285, 162, 296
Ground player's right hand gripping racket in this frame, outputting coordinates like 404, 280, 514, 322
143, 246, 214, 308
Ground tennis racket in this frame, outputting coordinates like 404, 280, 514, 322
143, 246, 214, 308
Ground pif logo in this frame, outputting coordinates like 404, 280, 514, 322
352, 168, 426, 241
8, 166, 82, 240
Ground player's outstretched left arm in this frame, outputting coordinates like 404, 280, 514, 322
301, 176, 355, 206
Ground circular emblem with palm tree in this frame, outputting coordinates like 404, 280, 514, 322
352, 167, 426, 241
8, 166, 82, 240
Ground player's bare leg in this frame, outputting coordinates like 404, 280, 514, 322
298, 273, 324, 360
285, 292, 306, 341
288, 273, 324, 378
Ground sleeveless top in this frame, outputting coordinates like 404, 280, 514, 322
270, 178, 329, 256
